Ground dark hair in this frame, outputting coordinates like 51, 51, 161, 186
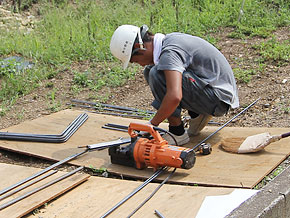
142, 31, 154, 42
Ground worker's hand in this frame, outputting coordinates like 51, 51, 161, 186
138, 120, 158, 136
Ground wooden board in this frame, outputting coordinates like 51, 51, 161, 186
26, 174, 235, 218
1, 109, 290, 188
0, 163, 89, 218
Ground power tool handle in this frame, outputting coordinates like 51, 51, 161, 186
128, 123, 164, 143
281, 132, 290, 138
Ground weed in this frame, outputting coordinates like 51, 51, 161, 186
45, 81, 54, 88
89, 165, 107, 174
0, 67, 41, 103
0, 59, 20, 76
73, 71, 92, 87
17, 108, 26, 120
92, 93, 110, 103
47, 88, 61, 112
0, 106, 6, 117
282, 107, 290, 114
279, 102, 290, 114
252, 37, 290, 65
254, 165, 285, 189
70, 84, 82, 95
233, 68, 257, 83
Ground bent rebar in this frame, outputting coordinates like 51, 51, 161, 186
0, 113, 88, 142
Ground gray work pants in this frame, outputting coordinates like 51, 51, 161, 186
143, 65, 229, 118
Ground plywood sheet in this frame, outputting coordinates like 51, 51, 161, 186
1, 109, 290, 188
26, 174, 235, 218
0, 163, 89, 218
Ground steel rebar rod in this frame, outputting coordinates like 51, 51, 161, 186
0, 150, 87, 196
0, 113, 87, 139
155, 210, 166, 218
71, 99, 155, 114
102, 123, 128, 132
0, 114, 87, 142
59, 113, 88, 136
101, 126, 128, 132
191, 97, 260, 151
0, 113, 88, 142
100, 167, 167, 218
0, 170, 57, 201
85, 138, 131, 150
104, 123, 128, 130
0, 167, 84, 210
127, 168, 176, 218
75, 108, 149, 119
71, 104, 153, 118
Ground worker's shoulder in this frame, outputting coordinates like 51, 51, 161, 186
164, 32, 209, 47
165, 32, 203, 41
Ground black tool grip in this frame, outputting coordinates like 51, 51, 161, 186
281, 132, 290, 138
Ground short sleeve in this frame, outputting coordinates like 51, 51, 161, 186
157, 48, 190, 73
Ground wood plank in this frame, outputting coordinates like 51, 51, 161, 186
1, 109, 289, 188
0, 163, 89, 218
25, 175, 235, 218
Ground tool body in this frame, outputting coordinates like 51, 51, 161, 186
109, 123, 196, 170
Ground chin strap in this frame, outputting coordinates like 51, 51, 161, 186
138, 24, 149, 50
137, 29, 144, 49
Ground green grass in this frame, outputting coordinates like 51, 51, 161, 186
254, 166, 285, 189
252, 37, 290, 65
233, 68, 257, 84
0, 60, 45, 104
0, 0, 289, 114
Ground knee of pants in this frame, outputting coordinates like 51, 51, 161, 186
213, 102, 230, 117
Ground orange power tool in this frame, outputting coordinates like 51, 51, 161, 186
109, 123, 196, 170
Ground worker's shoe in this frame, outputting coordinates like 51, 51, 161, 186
187, 114, 212, 136
162, 130, 190, 146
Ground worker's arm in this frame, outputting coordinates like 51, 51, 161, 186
150, 70, 183, 126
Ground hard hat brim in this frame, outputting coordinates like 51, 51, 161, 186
122, 56, 130, 69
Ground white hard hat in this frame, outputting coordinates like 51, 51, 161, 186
110, 25, 144, 69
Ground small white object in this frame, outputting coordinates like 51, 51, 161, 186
196, 189, 259, 218
238, 132, 271, 153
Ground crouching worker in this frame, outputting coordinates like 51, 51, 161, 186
110, 24, 239, 145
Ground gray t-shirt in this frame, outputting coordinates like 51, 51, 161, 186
157, 33, 239, 108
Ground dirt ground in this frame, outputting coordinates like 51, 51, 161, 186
0, 24, 289, 173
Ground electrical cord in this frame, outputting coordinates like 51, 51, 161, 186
153, 127, 178, 146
